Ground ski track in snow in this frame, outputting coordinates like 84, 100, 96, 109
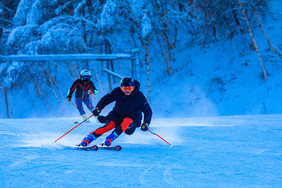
139, 156, 185, 187
0, 115, 281, 187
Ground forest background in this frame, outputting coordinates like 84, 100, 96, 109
0, 0, 281, 119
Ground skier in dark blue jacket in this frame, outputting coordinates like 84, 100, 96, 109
67, 69, 98, 121
78, 76, 152, 147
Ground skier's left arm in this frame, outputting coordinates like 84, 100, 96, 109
89, 82, 98, 95
140, 100, 152, 131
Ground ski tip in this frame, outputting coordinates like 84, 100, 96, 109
92, 145, 98, 151
115, 145, 122, 151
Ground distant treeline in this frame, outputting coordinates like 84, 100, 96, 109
1, 0, 280, 118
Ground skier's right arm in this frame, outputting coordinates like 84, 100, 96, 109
67, 80, 78, 101
97, 110, 115, 123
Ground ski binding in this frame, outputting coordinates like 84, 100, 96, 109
72, 145, 98, 151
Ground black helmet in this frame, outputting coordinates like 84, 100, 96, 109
120, 76, 135, 87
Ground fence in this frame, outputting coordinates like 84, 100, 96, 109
0, 49, 141, 118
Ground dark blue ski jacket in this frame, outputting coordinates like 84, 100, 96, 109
96, 80, 152, 124
67, 79, 97, 99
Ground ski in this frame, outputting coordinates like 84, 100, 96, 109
97, 145, 122, 151
70, 145, 98, 151
68, 145, 121, 151
74, 121, 90, 124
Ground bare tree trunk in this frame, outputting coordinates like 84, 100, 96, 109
161, 31, 173, 76
54, 61, 57, 80
82, 3, 87, 43
28, 71, 53, 116
238, 0, 267, 81
67, 60, 78, 80
4, 87, 10, 118
75, 60, 80, 74
224, 16, 233, 39
126, 5, 152, 100
254, 11, 282, 59
131, 33, 143, 68
108, 43, 116, 83
26, 87, 39, 117
30, 76, 43, 97
138, 36, 152, 102
164, 1, 176, 61
155, 2, 173, 76
105, 44, 112, 90
233, 9, 244, 34
49, 76, 60, 104
50, 61, 74, 81
187, 0, 204, 45
117, 61, 123, 75
40, 65, 64, 104
0, 27, 3, 41
156, 32, 173, 76
144, 44, 151, 102
41, 88, 54, 116
8, 103, 13, 118
100, 43, 104, 69
247, 1, 281, 59
173, 24, 177, 53
165, 26, 176, 61
91, 62, 103, 94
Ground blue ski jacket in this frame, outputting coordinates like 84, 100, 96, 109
96, 80, 152, 124
67, 79, 97, 99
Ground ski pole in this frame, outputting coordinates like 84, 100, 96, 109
69, 101, 78, 109
90, 93, 109, 114
148, 129, 172, 147
54, 114, 94, 142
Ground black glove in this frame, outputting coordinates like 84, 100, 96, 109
92, 107, 101, 116
141, 122, 149, 131
67, 95, 72, 101
98, 115, 107, 123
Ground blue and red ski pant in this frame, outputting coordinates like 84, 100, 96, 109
91, 117, 136, 138
75, 97, 94, 116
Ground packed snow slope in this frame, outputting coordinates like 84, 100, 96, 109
0, 115, 281, 187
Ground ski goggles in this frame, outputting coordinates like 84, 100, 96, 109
121, 86, 134, 93
82, 75, 91, 80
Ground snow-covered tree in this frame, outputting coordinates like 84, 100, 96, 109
26, 0, 58, 25
38, 23, 87, 54
13, 0, 35, 26
6, 24, 39, 52
38, 15, 97, 38
0, 62, 31, 118
0, 0, 20, 27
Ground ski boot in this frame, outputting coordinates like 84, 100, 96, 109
82, 114, 90, 123
101, 132, 119, 146
78, 133, 96, 147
